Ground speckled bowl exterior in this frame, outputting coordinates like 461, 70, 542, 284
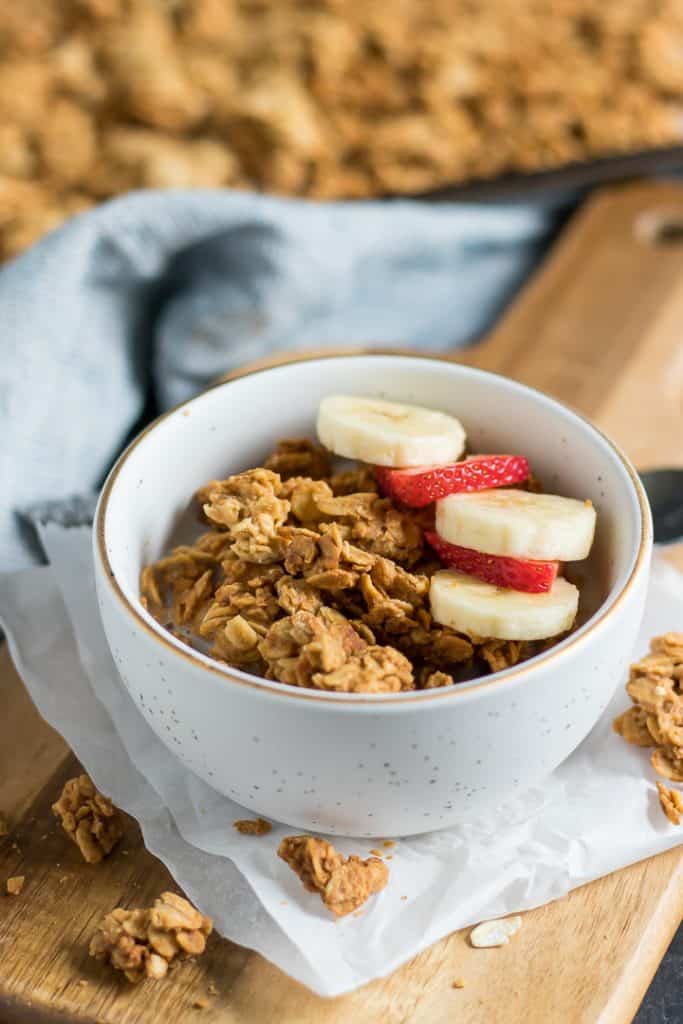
93, 354, 652, 837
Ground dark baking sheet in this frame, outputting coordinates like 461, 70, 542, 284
425, 145, 683, 203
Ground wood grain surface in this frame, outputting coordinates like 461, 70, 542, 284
1, 181, 683, 1024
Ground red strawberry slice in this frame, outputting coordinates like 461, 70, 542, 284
425, 532, 558, 594
375, 455, 529, 508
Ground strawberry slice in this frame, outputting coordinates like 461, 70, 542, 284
375, 455, 529, 508
425, 531, 558, 594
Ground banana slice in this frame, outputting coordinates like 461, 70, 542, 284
435, 489, 596, 561
317, 395, 466, 467
430, 570, 579, 642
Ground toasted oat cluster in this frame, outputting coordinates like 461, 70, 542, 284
613, 633, 683, 786
278, 834, 389, 916
89, 891, 213, 983
141, 440, 545, 691
233, 817, 272, 836
6, 875, 25, 896
52, 774, 124, 863
2, 1, 683, 259
657, 781, 683, 826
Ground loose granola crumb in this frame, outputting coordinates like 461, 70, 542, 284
383, 840, 395, 848
452, 977, 466, 989
193, 998, 209, 1010
369, 848, 384, 857
233, 818, 272, 836
400, 895, 408, 901
6, 875, 25, 896
207, 983, 219, 996
52, 775, 124, 864
278, 835, 389, 917
657, 782, 683, 825
89, 892, 212, 983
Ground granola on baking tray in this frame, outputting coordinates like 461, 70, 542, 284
141, 436, 568, 693
3, 2, 683, 259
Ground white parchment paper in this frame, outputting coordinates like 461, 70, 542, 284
0, 524, 680, 997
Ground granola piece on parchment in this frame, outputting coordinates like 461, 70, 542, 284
6, 875, 25, 896
52, 775, 124, 864
656, 781, 683, 826
264, 439, 331, 481
233, 818, 272, 836
613, 633, 683, 783
89, 892, 212, 983
613, 706, 653, 747
278, 835, 388, 917
651, 748, 683, 783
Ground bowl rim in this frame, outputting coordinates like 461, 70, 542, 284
95, 351, 652, 706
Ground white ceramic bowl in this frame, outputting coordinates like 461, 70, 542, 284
94, 354, 651, 837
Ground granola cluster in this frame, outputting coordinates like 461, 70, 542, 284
89, 891, 213, 982
278, 835, 388, 916
613, 633, 683, 784
141, 440, 547, 691
657, 781, 683, 826
3, 1, 683, 258
52, 774, 125, 864
6, 875, 25, 896
233, 817, 272, 836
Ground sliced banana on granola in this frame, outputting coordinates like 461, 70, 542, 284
430, 569, 579, 642
317, 395, 466, 467
435, 489, 596, 562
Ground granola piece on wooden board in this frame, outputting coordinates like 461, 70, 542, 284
52, 774, 124, 864
613, 632, 683, 784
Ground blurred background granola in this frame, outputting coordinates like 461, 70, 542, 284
1, 0, 683, 261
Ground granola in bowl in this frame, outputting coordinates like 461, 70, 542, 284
141, 397, 596, 693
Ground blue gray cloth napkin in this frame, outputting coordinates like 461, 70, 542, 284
0, 187, 565, 571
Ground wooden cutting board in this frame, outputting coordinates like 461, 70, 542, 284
1, 181, 682, 1024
